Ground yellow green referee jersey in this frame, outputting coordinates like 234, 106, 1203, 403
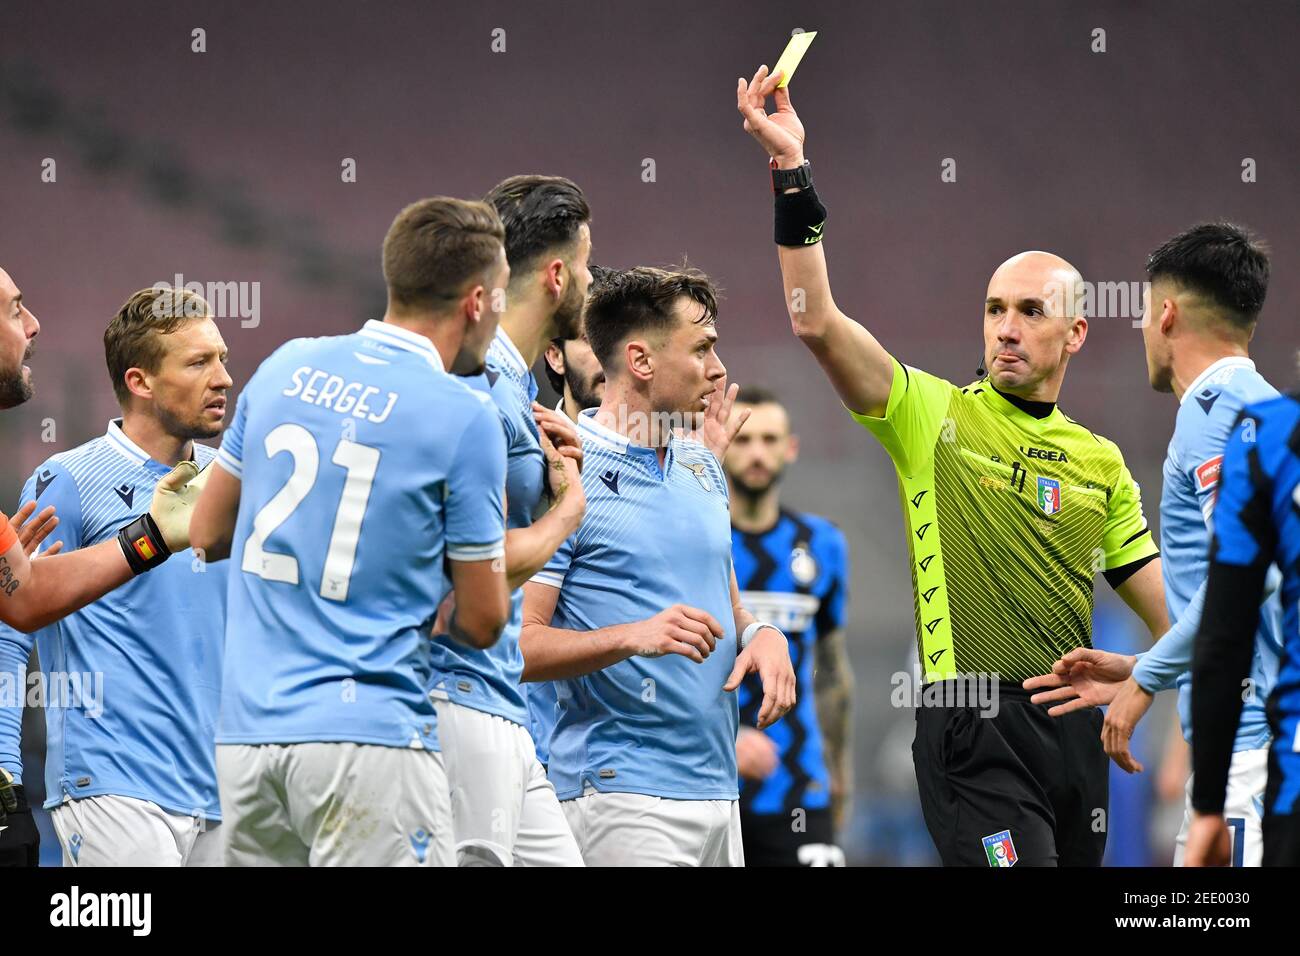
853, 358, 1158, 684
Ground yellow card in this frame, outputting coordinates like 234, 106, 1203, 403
773, 31, 817, 87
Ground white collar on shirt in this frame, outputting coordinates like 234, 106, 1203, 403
359, 319, 445, 373
1180, 356, 1255, 405
491, 326, 529, 378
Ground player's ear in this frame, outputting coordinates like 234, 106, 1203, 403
626, 338, 653, 382
1159, 296, 1177, 335
123, 367, 152, 402
545, 341, 565, 376
785, 432, 800, 464
544, 257, 565, 302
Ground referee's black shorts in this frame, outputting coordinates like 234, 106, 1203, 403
913, 680, 1108, 867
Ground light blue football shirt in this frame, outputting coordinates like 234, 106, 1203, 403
1133, 357, 1281, 750
0, 422, 226, 818
531, 409, 739, 801
215, 320, 506, 749
427, 361, 545, 727
483, 327, 560, 761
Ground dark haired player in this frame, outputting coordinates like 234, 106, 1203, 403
724, 386, 853, 867
522, 265, 794, 866
1028, 223, 1280, 866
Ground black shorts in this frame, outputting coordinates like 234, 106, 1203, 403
740, 805, 843, 867
913, 680, 1108, 867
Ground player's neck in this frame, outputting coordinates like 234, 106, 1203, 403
595, 387, 671, 453
562, 391, 582, 423
499, 301, 553, 367
119, 411, 194, 467
1170, 340, 1250, 402
730, 487, 781, 533
380, 312, 463, 371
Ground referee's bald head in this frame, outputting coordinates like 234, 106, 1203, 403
982, 251, 1088, 398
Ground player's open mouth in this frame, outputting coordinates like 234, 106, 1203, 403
205, 399, 227, 414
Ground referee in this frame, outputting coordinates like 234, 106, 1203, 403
736, 65, 1171, 866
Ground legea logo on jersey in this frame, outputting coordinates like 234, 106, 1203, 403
982, 829, 1017, 867
1037, 476, 1062, 516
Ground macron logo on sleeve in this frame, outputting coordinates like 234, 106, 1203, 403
34, 470, 55, 499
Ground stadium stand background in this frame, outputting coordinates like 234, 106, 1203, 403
2, 0, 1295, 864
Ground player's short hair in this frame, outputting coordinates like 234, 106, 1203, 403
382, 197, 505, 310
1146, 222, 1270, 329
484, 175, 590, 278
583, 264, 719, 372
104, 287, 212, 404
736, 385, 781, 407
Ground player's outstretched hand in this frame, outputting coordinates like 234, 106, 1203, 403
1101, 676, 1154, 774
724, 627, 796, 729
736, 64, 805, 167
148, 461, 212, 552
10, 500, 63, 557
1022, 647, 1136, 715
681, 377, 751, 462
627, 604, 724, 664
736, 726, 779, 781
1183, 813, 1233, 866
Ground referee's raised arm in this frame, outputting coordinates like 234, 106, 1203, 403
736, 65, 894, 419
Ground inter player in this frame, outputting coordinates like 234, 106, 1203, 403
1026, 223, 1280, 866
521, 265, 796, 867
0, 268, 207, 633
1186, 389, 1300, 866
429, 175, 593, 866
473, 175, 593, 772
0, 286, 232, 866
724, 386, 853, 867
189, 197, 511, 866
736, 66, 1170, 866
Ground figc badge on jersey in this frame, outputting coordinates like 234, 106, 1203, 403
1037, 476, 1061, 516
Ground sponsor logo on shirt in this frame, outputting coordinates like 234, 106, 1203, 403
1195, 454, 1224, 492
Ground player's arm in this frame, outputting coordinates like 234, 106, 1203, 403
442, 400, 512, 649
190, 459, 242, 562
519, 580, 725, 681
445, 558, 508, 649
0, 461, 204, 633
498, 415, 585, 589
815, 628, 854, 825
1185, 416, 1275, 864
723, 566, 797, 729
736, 65, 894, 417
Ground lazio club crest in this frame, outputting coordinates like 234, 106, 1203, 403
1036, 476, 1062, 516
982, 829, 1017, 867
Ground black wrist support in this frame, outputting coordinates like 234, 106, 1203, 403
774, 185, 828, 247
